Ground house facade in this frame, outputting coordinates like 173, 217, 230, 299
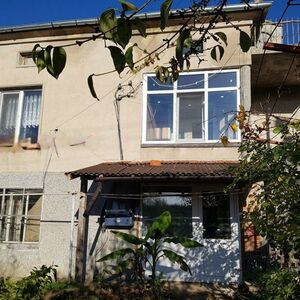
0, 2, 286, 283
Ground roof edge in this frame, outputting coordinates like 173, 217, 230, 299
0, 2, 273, 33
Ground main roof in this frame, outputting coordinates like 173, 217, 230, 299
66, 160, 239, 180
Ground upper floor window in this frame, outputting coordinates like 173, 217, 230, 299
0, 189, 42, 243
142, 70, 239, 144
0, 89, 42, 146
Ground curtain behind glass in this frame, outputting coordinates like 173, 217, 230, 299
0, 93, 19, 144
20, 91, 41, 143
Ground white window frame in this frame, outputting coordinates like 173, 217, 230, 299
142, 69, 241, 144
0, 88, 42, 145
0, 188, 43, 243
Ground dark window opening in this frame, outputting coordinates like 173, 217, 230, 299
203, 193, 231, 239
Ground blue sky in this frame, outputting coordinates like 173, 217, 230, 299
0, 0, 298, 28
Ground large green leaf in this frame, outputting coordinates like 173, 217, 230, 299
239, 30, 251, 52
125, 45, 134, 70
52, 47, 66, 79
164, 237, 203, 248
176, 28, 190, 70
147, 211, 171, 239
100, 9, 117, 40
108, 46, 126, 74
119, 0, 138, 11
163, 249, 191, 274
32, 44, 40, 64
97, 248, 135, 262
115, 18, 132, 49
132, 17, 147, 37
87, 74, 100, 100
160, 0, 173, 31
112, 230, 144, 245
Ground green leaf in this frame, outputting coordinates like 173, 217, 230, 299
52, 47, 66, 79
32, 44, 40, 64
176, 28, 190, 70
147, 211, 171, 239
44, 46, 56, 78
119, 0, 138, 11
160, 0, 173, 31
36, 50, 46, 73
155, 66, 169, 83
240, 30, 251, 52
163, 249, 191, 274
87, 74, 100, 101
125, 45, 134, 70
115, 18, 132, 49
211, 45, 224, 61
211, 46, 217, 61
100, 9, 117, 40
215, 32, 228, 46
164, 237, 203, 248
273, 126, 283, 134
112, 230, 144, 245
132, 17, 147, 37
108, 46, 126, 74
97, 248, 135, 262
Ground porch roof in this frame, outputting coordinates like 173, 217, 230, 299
66, 160, 239, 181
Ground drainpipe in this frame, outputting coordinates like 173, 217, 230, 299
75, 177, 89, 284
68, 192, 76, 281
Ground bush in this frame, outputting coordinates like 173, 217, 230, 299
255, 268, 300, 300
0, 265, 57, 300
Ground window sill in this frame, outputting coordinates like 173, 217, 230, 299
141, 142, 240, 148
0, 142, 41, 150
0, 242, 39, 250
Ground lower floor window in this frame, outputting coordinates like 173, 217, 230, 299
202, 193, 231, 239
0, 189, 42, 242
142, 187, 192, 237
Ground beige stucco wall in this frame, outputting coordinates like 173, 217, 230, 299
0, 21, 253, 173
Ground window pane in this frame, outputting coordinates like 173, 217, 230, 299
146, 94, 173, 141
177, 74, 204, 90
208, 72, 237, 88
147, 76, 173, 91
208, 91, 237, 140
178, 93, 204, 140
0, 93, 19, 145
143, 191, 192, 237
20, 91, 41, 144
9, 193, 25, 242
24, 194, 42, 242
203, 193, 231, 239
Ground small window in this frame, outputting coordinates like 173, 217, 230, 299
202, 193, 231, 239
142, 188, 192, 237
0, 89, 42, 146
18, 52, 36, 67
0, 189, 43, 243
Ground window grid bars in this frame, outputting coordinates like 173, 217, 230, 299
0, 189, 43, 243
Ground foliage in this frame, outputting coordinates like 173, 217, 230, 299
230, 114, 300, 259
98, 211, 202, 297
0, 265, 58, 300
31, 0, 251, 98
253, 267, 300, 300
